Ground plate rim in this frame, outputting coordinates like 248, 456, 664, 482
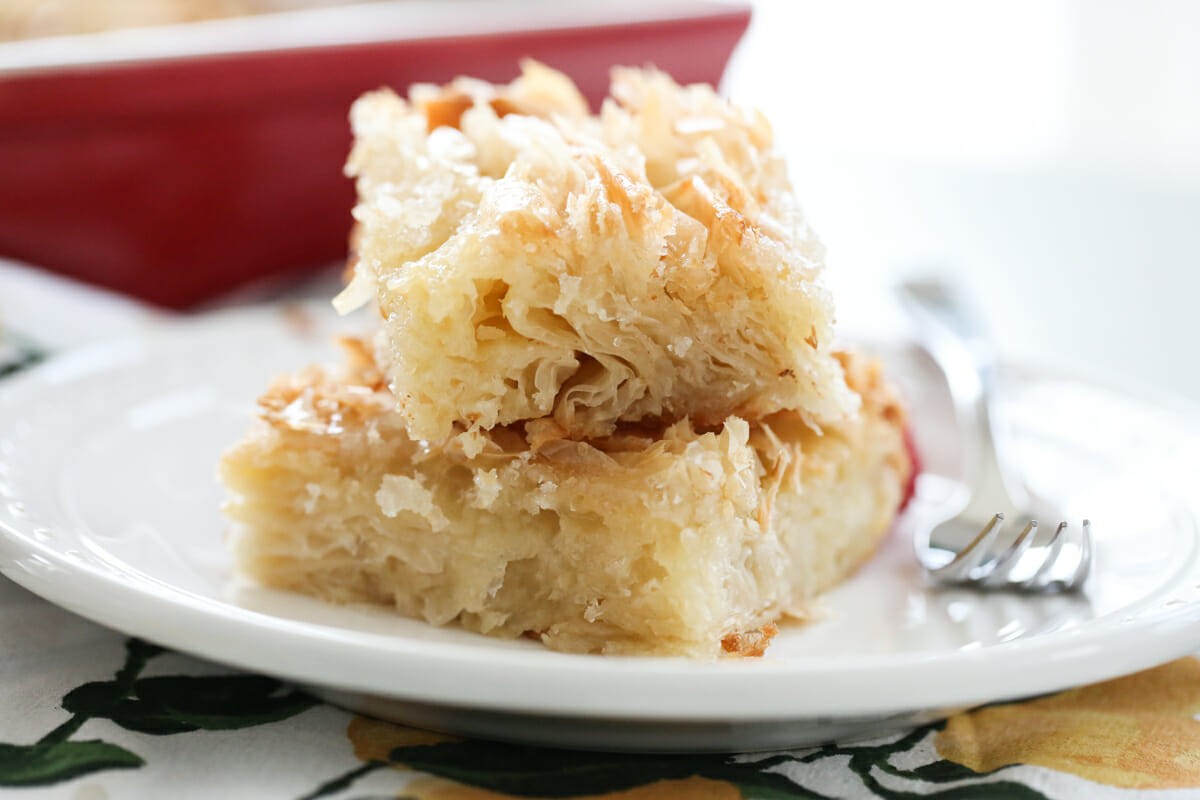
3, 305, 1200, 723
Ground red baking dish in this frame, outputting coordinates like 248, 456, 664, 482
0, 1, 750, 308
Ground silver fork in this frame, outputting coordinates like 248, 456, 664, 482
898, 279, 1092, 592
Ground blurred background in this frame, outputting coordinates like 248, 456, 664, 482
1, 0, 1198, 401
725, 0, 1200, 402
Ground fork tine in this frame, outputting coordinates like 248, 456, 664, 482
981, 519, 1039, 586
929, 513, 1006, 583
1064, 519, 1093, 588
1022, 521, 1069, 590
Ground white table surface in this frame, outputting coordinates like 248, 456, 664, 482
725, 0, 1200, 405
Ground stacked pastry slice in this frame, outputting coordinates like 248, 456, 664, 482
221, 63, 912, 657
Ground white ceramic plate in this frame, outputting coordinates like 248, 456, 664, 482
2, 304, 1199, 752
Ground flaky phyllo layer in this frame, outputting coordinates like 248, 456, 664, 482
338, 62, 859, 442
221, 341, 910, 657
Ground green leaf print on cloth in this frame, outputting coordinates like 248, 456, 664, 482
327, 716, 1052, 800
65, 674, 317, 734
0, 638, 318, 787
384, 740, 823, 799
0, 740, 143, 788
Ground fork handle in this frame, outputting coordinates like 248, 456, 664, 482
897, 279, 1023, 515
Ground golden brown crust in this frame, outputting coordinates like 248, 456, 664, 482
417, 88, 529, 133
256, 337, 390, 434
418, 90, 475, 133
256, 341, 910, 499
721, 623, 779, 658
836, 349, 906, 423
836, 348, 911, 483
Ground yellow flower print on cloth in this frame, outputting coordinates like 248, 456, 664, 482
937, 657, 1200, 789
329, 658, 1200, 799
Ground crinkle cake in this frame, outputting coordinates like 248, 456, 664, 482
222, 64, 913, 658
337, 61, 859, 442
221, 341, 910, 657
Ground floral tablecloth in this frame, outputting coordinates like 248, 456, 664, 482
3, 261, 1199, 799
4, 571, 1200, 800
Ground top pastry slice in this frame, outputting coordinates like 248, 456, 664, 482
339, 61, 860, 441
